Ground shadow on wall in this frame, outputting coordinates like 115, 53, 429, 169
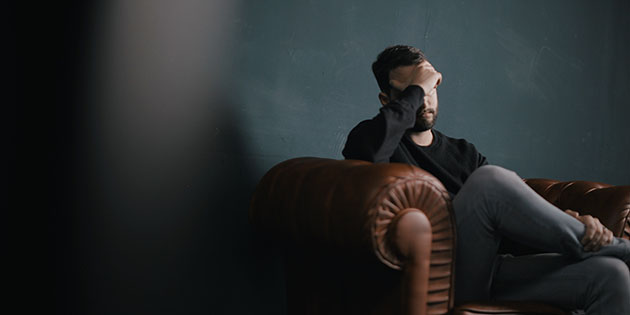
203, 101, 286, 315
208, 107, 300, 315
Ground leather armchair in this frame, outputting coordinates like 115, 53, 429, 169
249, 157, 630, 315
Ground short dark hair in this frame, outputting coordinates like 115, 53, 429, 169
372, 45, 426, 94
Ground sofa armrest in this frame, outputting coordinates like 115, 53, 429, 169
525, 179, 630, 239
249, 157, 456, 313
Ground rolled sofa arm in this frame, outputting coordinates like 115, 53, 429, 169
525, 179, 630, 239
249, 157, 456, 314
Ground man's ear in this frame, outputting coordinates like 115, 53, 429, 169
378, 92, 390, 106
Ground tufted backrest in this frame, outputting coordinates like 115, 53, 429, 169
525, 179, 630, 239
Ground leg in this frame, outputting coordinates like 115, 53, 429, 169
492, 254, 630, 314
452, 165, 630, 302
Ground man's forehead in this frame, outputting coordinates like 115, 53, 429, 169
389, 60, 430, 79
389, 65, 418, 76
389, 64, 416, 78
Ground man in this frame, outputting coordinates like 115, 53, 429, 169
342, 45, 630, 314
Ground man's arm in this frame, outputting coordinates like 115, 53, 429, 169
342, 86, 424, 162
343, 61, 442, 162
477, 152, 489, 167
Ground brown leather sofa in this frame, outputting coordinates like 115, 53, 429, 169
249, 157, 630, 315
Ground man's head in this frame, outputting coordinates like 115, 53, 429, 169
372, 45, 426, 96
372, 45, 439, 132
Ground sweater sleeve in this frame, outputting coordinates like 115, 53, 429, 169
477, 151, 489, 167
342, 86, 425, 163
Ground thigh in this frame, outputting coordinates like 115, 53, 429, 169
492, 253, 630, 313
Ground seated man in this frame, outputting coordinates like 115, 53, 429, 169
342, 45, 630, 314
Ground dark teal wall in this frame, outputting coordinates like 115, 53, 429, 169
232, 0, 629, 184
34, 1, 628, 314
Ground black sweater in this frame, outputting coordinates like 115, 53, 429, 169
342, 85, 487, 195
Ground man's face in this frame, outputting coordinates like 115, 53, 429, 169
386, 64, 439, 132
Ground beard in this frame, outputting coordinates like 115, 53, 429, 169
410, 107, 438, 132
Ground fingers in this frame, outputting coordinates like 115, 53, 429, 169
580, 215, 613, 251
564, 209, 579, 219
581, 215, 596, 249
388, 60, 442, 95
601, 226, 614, 246
591, 226, 613, 252
587, 221, 605, 252
593, 228, 614, 251
417, 60, 434, 70
564, 210, 614, 252
415, 65, 442, 94
605, 228, 615, 246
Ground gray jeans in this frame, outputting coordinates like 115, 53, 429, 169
452, 165, 630, 314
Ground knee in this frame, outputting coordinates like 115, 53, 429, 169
466, 165, 520, 189
601, 257, 629, 282
583, 257, 630, 314
587, 257, 630, 289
